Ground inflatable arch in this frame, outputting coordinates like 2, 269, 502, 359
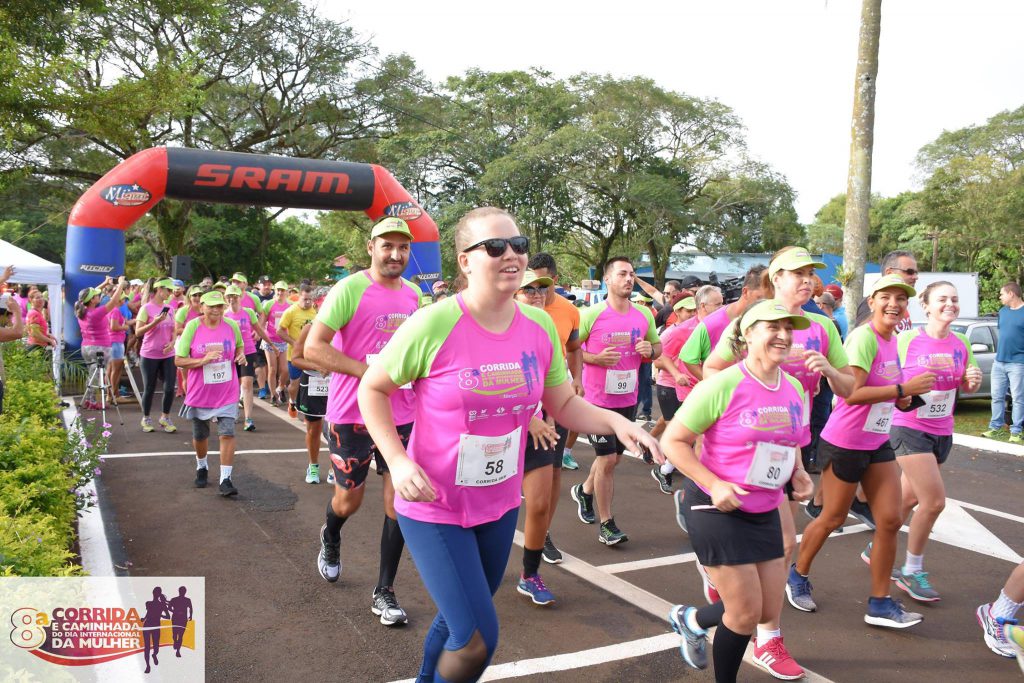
64, 147, 441, 347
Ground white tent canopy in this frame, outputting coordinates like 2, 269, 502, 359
0, 240, 63, 382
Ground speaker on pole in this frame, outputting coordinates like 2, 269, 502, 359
171, 255, 192, 281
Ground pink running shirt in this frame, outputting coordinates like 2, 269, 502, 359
315, 271, 420, 425
820, 323, 901, 451
175, 317, 244, 409
579, 301, 659, 409
891, 328, 975, 436
676, 362, 805, 513
377, 294, 566, 528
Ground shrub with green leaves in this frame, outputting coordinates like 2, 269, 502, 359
0, 345, 103, 576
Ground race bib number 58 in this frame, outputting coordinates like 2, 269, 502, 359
455, 430, 520, 487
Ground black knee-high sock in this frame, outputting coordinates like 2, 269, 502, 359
695, 601, 725, 630
712, 622, 752, 683
325, 499, 347, 543
522, 547, 543, 576
377, 516, 404, 590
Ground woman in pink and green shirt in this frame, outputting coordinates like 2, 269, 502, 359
662, 299, 814, 682
358, 207, 661, 683
888, 281, 981, 602
791, 275, 937, 630
175, 290, 245, 497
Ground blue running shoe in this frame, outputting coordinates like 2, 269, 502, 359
668, 604, 708, 670
865, 596, 923, 629
786, 564, 817, 612
894, 568, 940, 602
517, 573, 555, 606
258, 386, 269, 400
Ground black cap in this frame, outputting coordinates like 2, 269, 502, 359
257, 275, 272, 283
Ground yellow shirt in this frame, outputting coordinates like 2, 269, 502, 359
277, 304, 317, 360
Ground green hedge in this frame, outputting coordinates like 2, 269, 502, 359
0, 345, 102, 576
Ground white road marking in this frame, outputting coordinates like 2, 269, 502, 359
953, 432, 1024, 457
389, 634, 681, 683
599, 524, 871, 574
926, 499, 1022, 563
951, 498, 1024, 525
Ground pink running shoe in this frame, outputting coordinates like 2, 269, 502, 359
752, 636, 805, 680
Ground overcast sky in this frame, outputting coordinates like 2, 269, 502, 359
325, 0, 1024, 224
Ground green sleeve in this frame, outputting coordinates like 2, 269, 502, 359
261, 299, 272, 315
519, 304, 568, 387
896, 328, 919, 367
784, 373, 806, 402
808, 312, 848, 369
377, 298, 462, 386
315, 275, 369, 331
247, 309, 259, 326
678, 323, 710, 364
953, 331, 978, 368
577, 301, 607, 343
844, 324, 879, 372
136, 307, 150, 325
175, 318, 200, 356
174, 306, 188, 324
710, 319, 740, 363
223, 317, 243, 349
675, 365, 745, 434
403, 279, 424, 306
636, 304, 660, 344
247, 292, 261, 308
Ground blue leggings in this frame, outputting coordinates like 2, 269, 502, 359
398, 507, 518, 683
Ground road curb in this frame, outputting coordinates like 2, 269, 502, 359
953, 432, 1024, 457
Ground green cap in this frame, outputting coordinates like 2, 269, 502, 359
213, 282, 227, 290
631, 292, 652, 304
370, 217, 414, 241
231, 272, 248, 284
519, 270, 553, 289
674, 296, 696, 312
419, 294, 434, 307
869, 274, 916, 298
81, 287, 101, 304
739, 299, 811, 334
768, 247, 826, 279
154, 278, 174, 290
225, 285, 242, 296
187, 285, 204, 297
274, 280, 289, 290
200, 291, 227, 307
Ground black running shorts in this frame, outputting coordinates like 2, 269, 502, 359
818, 437, 896, 483
323, 421, 412, 490
588, 404, 637, 456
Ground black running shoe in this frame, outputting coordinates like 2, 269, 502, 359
803, 501, 822, 520
318, 524, 341, 582
651, 467, 673, 495
194, 467, 208, 489
570, 483, 596, 524
371, 587, 409, 626
542, 532, 563, 564
850, 499, 876, 529
598, 518, 628, 546
218, 477, 238, 497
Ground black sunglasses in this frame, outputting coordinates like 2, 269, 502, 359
521, 286, 549, 296
891, 267, 919, 276
463, 236, 530, 257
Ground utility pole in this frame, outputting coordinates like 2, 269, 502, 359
843, 0, 882, 330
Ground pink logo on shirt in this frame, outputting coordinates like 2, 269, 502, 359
875, 360, 901, 381
739, 403, 803, 434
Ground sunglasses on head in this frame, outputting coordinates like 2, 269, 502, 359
521, 286, 548, 296
462, 236, 529, 257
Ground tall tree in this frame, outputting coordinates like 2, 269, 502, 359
2, 0, 423, 269
842, 0, 882, 329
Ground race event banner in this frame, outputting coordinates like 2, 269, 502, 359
2, 576, 205, 681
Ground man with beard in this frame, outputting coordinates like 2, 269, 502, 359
571, 256, 661, 546
304, 216, 421, 626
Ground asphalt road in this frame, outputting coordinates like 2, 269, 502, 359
91, 384, 1024, 683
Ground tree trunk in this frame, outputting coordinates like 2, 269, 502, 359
151, 200, 194, 273
843, 0, 882, 330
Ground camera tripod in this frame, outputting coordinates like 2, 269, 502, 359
83, 351, 125, 428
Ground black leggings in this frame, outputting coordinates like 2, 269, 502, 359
141, 356, 176, 417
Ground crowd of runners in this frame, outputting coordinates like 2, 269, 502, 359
51, 210, 1024, 682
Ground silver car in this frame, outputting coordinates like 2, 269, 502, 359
912, 318, 998, 398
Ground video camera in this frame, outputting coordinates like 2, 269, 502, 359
680, 272, 745, 304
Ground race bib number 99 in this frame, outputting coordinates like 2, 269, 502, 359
605, 369, 637, 395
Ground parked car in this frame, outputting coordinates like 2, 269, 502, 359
912, 318, 999, 399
